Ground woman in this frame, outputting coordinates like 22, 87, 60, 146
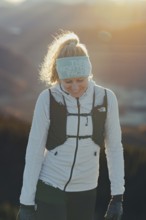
17, 30, 125, 220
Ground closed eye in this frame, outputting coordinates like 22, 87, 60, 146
77, 79, 85, 82
64, 80, 72, 84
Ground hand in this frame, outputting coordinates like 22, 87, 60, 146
16, 204, 36, 220
104, 195, 123, 220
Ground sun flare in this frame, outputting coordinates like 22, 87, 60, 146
92, 0, 146, 30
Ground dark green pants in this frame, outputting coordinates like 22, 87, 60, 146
35, 180, 97, 220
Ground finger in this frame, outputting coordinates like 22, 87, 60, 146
117, 215, 122, 220
16, 211, 20, 220
104, 216, 114, 220
112, 215, 122, 220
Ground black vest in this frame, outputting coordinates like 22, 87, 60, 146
46, 87, 107, 150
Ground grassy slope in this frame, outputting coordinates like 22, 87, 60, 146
0, 115, 146, 219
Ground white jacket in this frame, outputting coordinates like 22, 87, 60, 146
20, 80, 125, 205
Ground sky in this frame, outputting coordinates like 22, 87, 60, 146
3, 0, 87, 4
3, 0, 146, 5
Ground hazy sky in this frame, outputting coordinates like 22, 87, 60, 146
4, 0, 93, 4
4, 0, 146, 5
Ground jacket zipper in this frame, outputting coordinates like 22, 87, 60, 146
63, 97, 80, 191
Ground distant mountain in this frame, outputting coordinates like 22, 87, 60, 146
0, 45, 36, 84
0, 46, 38, 120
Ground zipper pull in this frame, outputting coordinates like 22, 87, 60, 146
76, 97, 80, 108
85, 116, 88, 126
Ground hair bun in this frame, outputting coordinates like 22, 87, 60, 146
68, 40, 77, 46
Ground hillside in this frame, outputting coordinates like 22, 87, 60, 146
0, 115, 30, 205
0, 114, 146, 219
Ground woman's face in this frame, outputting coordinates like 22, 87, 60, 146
60, 77, 89, 98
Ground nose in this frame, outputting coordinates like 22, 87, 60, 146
71, 82, 79, 91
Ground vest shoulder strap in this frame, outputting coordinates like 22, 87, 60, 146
92, 86, 108, 110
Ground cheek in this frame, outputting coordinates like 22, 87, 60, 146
63, 84, 72, 91
82, 81, 88, 89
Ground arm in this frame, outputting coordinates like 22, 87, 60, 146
104, 89, 125, 219
20, 89, 50, 205
104, 89, 125, 196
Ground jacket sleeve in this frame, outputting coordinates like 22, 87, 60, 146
20, 89, 50, 205
104, 89, 125, 196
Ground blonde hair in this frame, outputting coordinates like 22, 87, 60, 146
39, 30, 89, 85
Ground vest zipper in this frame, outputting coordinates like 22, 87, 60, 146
63, 97, 80, 191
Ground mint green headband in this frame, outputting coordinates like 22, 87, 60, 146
56, 56, 92, 79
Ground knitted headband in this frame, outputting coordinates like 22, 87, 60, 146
56, 56, 92, 79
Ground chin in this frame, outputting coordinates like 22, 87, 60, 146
71, 94, 81, 98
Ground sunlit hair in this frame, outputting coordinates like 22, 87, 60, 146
39, 30, 90, 85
